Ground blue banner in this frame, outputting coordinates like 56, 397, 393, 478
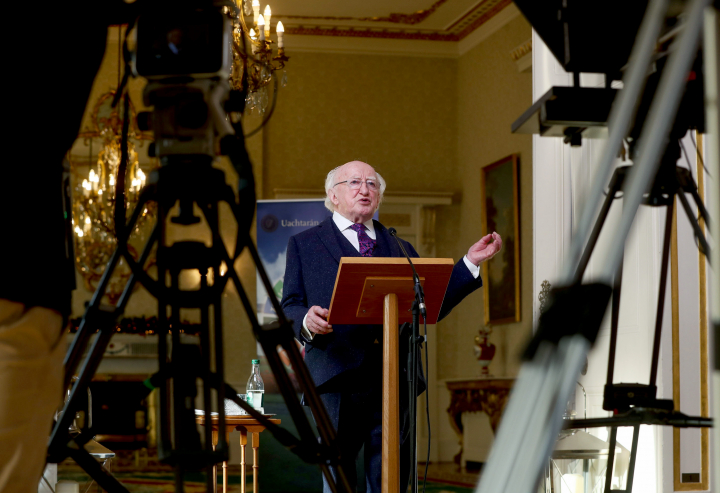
255, 199, 332, 325
255, 199, 378, 393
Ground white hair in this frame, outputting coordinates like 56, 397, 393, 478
324, 162, 386, 212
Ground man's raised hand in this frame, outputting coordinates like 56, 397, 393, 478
306, 305, 333, 335
467, 232, 503, 266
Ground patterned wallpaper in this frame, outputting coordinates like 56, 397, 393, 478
437, 15, 533, 380
261, 52, 459, 197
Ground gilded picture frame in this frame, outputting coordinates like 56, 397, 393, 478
480, 154, 521, 325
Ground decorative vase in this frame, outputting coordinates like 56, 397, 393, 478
474, 326, 496, 376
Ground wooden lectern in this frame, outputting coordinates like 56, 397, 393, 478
327, 257, 454, 493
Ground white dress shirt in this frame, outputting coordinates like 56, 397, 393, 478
301, 211, 479, 341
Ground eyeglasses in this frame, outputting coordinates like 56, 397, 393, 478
333, 178, 379, 191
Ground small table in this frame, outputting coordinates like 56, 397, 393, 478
445, 378, 515, 466
196, 414, 281, 493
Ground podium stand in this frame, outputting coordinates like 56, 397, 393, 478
327, 257, 454, 493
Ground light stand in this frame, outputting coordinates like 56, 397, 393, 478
476, 0, 717, 491
561, 150, 713, 493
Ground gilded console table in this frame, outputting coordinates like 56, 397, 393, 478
445, 378, 515, 465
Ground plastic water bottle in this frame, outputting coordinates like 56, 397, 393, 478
246, 359, 264, 414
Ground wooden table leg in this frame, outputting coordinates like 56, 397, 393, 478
212, 429, 219, 493
252, 432, 260, 493
223, 461, 228, 493
223, 432, 231, 493
239, 428, 248, 493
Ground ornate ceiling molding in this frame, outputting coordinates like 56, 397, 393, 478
510, 39, 532, 62
280, 0, 512, 42
278, 0, 449, 25
285, 27, 458, 42
453, 0, 512, 39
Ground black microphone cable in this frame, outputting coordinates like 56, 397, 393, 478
388, 227, 431, 492
422, 315, 430, 493
388, 228, 426, 318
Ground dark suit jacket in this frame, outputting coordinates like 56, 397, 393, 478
280, 216, 483, 389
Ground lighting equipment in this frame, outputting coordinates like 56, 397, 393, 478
511, 0, 657, 146
476, 0, 717, 492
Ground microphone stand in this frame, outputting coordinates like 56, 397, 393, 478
388, 227, 425, 493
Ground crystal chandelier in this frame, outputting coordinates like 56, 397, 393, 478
229, 0, 288, 114
69, 91, 157, 303
68, 7, 288, 301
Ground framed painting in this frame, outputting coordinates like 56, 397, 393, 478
480, 154, 520, 325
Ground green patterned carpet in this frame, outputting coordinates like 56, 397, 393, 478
57, 471, 474, 493
57, 396, 476, 492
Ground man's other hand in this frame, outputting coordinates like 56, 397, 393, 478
467, 232, 503, 266
307, 306, 333, 335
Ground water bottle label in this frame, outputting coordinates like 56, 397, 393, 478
249, 391, 264, 410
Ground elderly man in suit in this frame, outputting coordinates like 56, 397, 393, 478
280, 161, 502, 493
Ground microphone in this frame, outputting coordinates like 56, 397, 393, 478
388, 227, 426, 317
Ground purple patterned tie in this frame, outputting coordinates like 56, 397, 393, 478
350, 223, 376, 257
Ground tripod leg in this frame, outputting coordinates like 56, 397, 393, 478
240, 240, 338, 445
686, 179, 710, 232
606, 252, 625, 393
604, 187, 630, 408
199, 271, 216, 457
49, 224, 157, 466
61, 244, 123, 386
677, 190, 711, 256
206, 464, 215, 493
63, 193, 155, 388
115, 224, 159, 313
213, 290, 228, 454
63, 254, 154, 402
649, 200, 675, 387
624, 425, 641, 493
573, 169, 624, 284
67, 447, 130, 493
205, 203, 228, 454
221, 237, 353, 492
604, 427, 618, 493
156, 214, 172, 459
169, 269, 189, 450
174, 465, 185, 493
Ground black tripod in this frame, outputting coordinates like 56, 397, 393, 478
566, 141, 713, 493
48, 155, 352, 493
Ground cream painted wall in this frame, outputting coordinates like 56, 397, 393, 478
432, 15, 532, 465
442, 15, 533, 381
261, 52, 459, 198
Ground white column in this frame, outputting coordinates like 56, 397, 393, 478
531, 30, 666, 492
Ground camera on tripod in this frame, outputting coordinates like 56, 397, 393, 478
51, 3, 350, 491
131, 2, 239, 159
